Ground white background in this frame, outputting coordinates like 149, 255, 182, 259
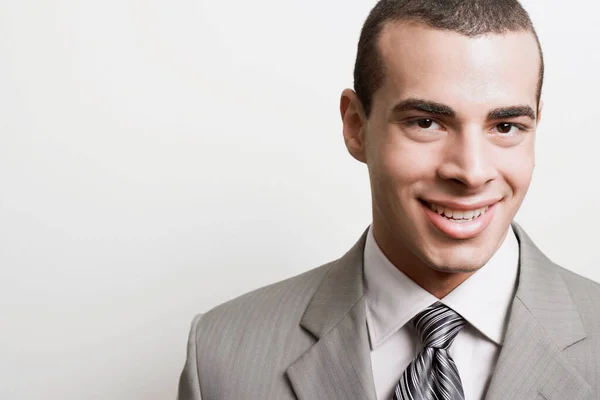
1, 1, 598, 399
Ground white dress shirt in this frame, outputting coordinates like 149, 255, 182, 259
364, 225, 519, 400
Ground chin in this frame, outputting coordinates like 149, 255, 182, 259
415, 216, 511, 274
421, 245, 494, 274
428, 260, 484, 274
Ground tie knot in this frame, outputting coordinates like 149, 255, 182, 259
412, 302, 466, 349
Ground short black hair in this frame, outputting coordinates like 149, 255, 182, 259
354, 0, 544, 117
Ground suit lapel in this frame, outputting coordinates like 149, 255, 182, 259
485, 223, 591, 400
286, 231, 377, 400
287, 223, 591, 400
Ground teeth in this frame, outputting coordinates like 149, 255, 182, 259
428, 202, 489, 221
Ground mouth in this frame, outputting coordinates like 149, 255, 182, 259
419, 199, 499, 239
420, 201, 490, 223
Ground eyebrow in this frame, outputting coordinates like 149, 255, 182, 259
391, 98, 537, 121
390, 98, 456, 117
487, 106, 536, 121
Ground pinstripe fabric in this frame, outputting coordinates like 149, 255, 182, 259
177, 223, 600, 400
483, 224, 593, 400
393, 302, 466, 400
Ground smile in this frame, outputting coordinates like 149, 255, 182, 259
420, 199, 499, 239
426, 203, 490, 222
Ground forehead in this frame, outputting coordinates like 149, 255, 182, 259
376, 22, 541, 113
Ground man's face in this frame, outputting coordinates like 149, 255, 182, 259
356, 23, 541, 273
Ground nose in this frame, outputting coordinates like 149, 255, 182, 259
437, 128, 496, 190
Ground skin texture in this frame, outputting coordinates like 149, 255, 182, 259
340, 22, 542, 298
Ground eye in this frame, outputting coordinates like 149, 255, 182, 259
411, 118, 442, 130
493, 123, 521, 135
402, 118, 446, 141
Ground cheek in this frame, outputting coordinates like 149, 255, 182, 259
497, 143, 535, 195
371, 129, 439, 187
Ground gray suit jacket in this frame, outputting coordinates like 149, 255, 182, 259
178, 224, 600, 400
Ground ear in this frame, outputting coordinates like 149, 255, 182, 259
340, 89, 368, 163
536, 99, 544, 125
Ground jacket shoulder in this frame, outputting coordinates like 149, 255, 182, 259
557, 265, 600, 305
556, 265, 600, 318
192, 258, 337, 352
200, 260, 334, 329
556, 265, 600, 388
187, 261, 336, 398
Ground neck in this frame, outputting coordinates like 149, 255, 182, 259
371, 221, 474, 299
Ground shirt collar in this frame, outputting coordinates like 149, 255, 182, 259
364, 225, 519, 350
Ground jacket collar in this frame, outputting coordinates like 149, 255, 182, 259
286, 223, 590, 400
286, 230, 376, 400
484, 223, 590, 400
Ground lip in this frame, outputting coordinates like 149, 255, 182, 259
420, 198, 501, 211
420, 200, 499, 240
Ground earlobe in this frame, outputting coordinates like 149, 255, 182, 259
340, 89, 368, 163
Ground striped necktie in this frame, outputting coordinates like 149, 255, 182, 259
393, 302, 466, 400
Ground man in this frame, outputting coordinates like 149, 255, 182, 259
178, 0, 600, 399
